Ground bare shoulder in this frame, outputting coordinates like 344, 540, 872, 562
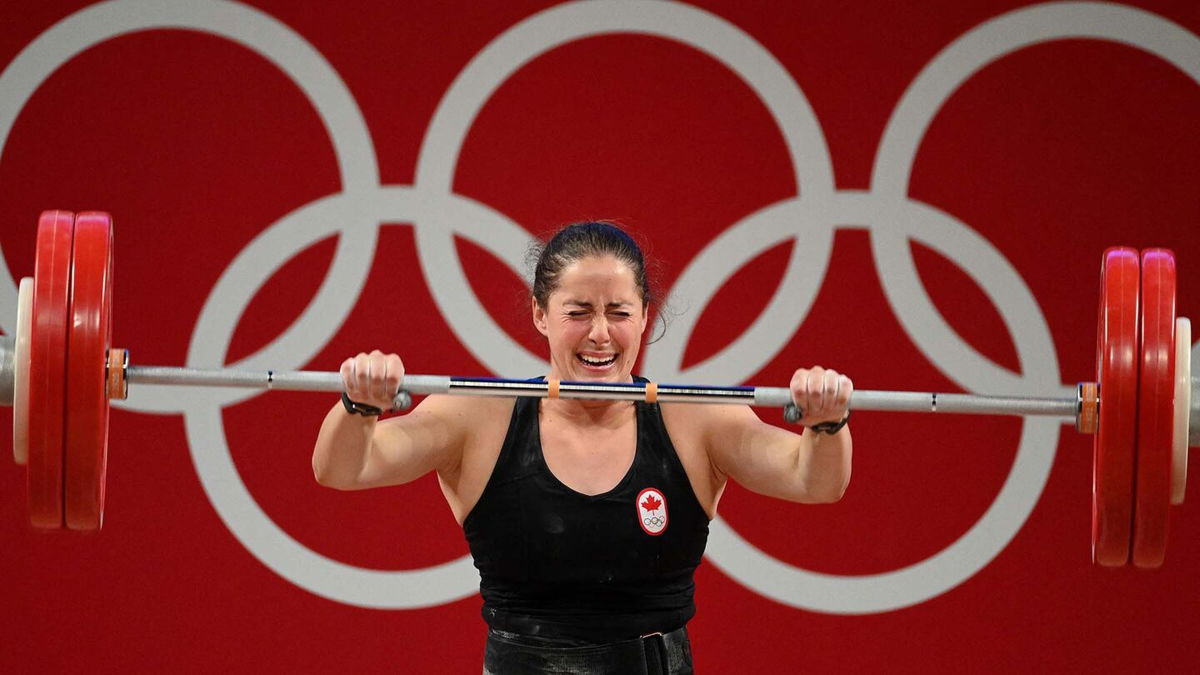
430, 394, 516, 524
399, 389, 511, 422
660, 401, 780, 478
459, 394, 517, 441
400, 391, 513, 443
659, 402, 749, 518
659, 401, 711, 447
660, 400, 761, 445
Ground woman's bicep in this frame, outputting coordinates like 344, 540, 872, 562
352, 395, 469, 489
705, 405, 811, 502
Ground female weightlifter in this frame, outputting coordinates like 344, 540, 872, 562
311, 221, 853, 674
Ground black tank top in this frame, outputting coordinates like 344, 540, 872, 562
463, 377, 710, 643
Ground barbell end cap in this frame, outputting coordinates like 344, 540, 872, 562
0, 334, 14, 407
391, 390, 413, 412
783, 402, 802, 425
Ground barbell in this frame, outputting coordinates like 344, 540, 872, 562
1, 211, 1194, 569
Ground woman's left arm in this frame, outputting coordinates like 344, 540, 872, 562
702, 367, 852, 504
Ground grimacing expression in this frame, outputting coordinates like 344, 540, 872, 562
532, 255, 648, 382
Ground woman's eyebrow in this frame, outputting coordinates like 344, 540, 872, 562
564, 300, 633, 308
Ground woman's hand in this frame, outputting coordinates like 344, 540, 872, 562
789, 366, 852, 428
339, 350, 405, 412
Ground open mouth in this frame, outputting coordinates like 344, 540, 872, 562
577, 353, 618, 369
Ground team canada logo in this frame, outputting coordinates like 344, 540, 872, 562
636, 487, 668, 536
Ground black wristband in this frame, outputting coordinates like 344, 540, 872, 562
808, 410, 851, 435
341, 391, 384, 417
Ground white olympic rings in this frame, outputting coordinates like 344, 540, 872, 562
2, 0, 1199, 614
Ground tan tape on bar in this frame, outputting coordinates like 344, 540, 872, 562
548, 378, 560, 399
645, 381, 658, 403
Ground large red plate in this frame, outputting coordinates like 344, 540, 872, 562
28, 210, 75, 529
65, 212, 115, 531
1092, 247, 1139, 567
1131, 248, 1175, 568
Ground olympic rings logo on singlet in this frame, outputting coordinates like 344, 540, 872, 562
637, 488, 669, 536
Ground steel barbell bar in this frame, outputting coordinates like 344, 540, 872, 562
118, 362, 1084, 418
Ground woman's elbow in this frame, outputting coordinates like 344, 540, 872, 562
805, 469, 850, 504
312, 457, 337, 489
828, 473, 851, 503
311, 453, 359, 491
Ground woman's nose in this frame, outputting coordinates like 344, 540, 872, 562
589, 317, 611, 343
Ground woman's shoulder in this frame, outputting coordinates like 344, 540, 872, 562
658, 400, 708, 440
659, 398, 762, 441
416, 389, 517, 423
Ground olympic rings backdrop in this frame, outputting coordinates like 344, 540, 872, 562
2, 0, 1199, 672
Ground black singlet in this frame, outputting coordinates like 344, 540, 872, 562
463, 377, 710, 644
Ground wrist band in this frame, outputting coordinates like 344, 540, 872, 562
341, 391, 384, 417
808, 410, 851, 435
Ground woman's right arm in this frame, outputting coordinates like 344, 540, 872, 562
311, 351, 467, 491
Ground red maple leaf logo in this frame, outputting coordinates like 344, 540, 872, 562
641, 494, 662, 512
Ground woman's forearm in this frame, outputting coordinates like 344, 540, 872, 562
798, 426, 852, 502
312, 402, 377, 489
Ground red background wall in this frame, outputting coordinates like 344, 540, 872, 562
2, 0, 1199, 672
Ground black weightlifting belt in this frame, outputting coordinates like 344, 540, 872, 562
483, 625, 692, 675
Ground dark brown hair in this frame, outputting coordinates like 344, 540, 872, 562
528, 221, 668, 341
529, 221, 656, 308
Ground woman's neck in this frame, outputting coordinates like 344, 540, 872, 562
540, 397, 635, 428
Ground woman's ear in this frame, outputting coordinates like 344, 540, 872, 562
532, 296, 549, 336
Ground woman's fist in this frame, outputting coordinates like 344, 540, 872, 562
340, 350, 404, 412
789, 366, 852, 427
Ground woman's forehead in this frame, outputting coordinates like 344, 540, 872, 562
556, 256, 636, 285
551, 260, 641, 303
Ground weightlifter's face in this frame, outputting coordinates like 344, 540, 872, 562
533, 255, 648, 383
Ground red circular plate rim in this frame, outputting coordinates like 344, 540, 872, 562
1092, 247, 1139, 566
1132, 248, 1175, 567
65, 212, 114, 531
28, 210, 75, 529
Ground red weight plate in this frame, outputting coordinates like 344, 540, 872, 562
65, 212, 114, 531
1132, 249, 1175, 568
28, 210, 75, 529
1093, 247, 1139, 567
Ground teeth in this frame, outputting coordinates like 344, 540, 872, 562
579, 354, 617, 366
